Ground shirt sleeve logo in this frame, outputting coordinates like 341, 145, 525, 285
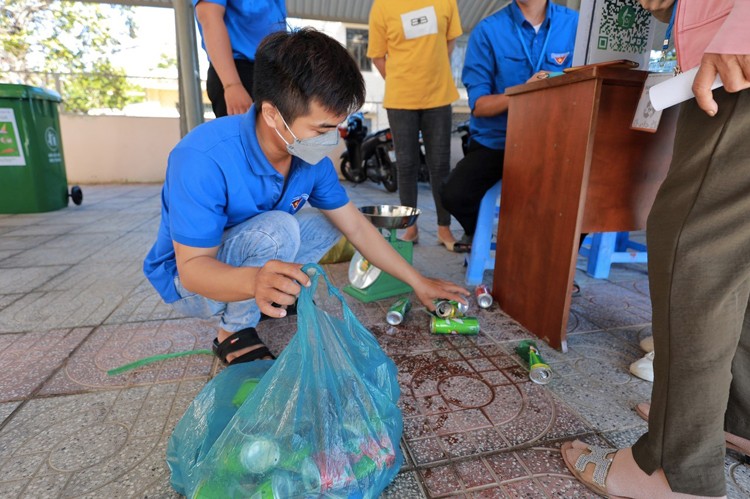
401, 6, 438, 40
551, 52, 570, 65
290, 194, 309, 213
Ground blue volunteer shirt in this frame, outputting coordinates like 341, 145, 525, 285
143, 105, 349, 303
194, 0, 287, 61
462, 1, 578, 150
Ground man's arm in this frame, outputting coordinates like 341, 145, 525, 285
195, 0, 252, 115
323, 203, 469, 308
174, 242, 309, 318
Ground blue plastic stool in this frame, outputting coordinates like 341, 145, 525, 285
465, 180, 501, 285
579, 232, 647, 279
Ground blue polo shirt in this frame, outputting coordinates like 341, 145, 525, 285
462, 1, 578, 150
143, 105, 349, 303
194, 0, 286, 62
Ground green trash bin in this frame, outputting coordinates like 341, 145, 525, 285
0, 83, 82, 214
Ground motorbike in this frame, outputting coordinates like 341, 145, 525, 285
338, 113, 428, 193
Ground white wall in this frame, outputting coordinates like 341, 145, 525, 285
60, 114, 180, 184
59, 114, 348, 184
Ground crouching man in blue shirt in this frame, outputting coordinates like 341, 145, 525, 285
144, 29, 469, 365
440, 0, 578, 249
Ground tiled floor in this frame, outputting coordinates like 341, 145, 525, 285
0, 182, 748, 498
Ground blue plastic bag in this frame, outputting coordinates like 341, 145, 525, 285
167, 263, 403, 498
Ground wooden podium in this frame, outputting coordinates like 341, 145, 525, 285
492, 67, 678, 351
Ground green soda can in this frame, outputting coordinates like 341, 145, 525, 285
515, 340, 553, 385
386, 297, 411, 325
433, 299, 469, 318
430, 316, 480, 335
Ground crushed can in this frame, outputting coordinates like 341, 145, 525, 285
515, 340, 553, 385
386, 297, 411, 325
475, 284, 493, 309
433, 299, 469, 318
239, 437, 281, 474
430, 316, 480, 335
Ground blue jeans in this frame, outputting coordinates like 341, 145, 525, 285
170, 210, 341, 333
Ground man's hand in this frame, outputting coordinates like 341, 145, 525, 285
637, 0, 675, 23
694, 53, 750, 116
253, 260, 311, 318
412, 277, 470, 312
224, 84, 253, 115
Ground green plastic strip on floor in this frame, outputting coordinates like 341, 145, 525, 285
107, 349, 213, 376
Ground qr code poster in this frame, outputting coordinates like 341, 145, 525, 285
573, 0, 656, 70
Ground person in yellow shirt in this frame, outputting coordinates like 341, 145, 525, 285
368, 0, 464, 251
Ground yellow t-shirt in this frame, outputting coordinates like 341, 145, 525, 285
368, 0, 462, 110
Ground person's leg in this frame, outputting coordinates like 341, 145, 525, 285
206, 64, 227, 118
206, 59, 255, 118
170, 211, 302, 361
292, 209, 342, 265
419, 105, 454, 242
440, 141, 504, 237
725, 291, 750, 452
564, 87, 750, 498
631, 87, 750, 496
387, 108, 421, 241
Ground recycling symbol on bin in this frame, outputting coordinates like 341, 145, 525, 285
45, 127, 59, 151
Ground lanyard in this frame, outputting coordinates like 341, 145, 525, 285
660, 0, 678, 67
513, 20, 552, 74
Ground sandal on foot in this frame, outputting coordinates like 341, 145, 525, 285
635, 402, 750, 457
437, 237, 471, 253
561, 441, 626, 499
213, 327, 275, 365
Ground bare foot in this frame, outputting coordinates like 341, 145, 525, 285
562, 440, 725, 498
217, 328, 272, 363
401, 225, 419, 242
436, 225, 455, 245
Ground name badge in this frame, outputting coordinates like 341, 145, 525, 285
631, 73, 672, 133
401, 6, 438, 40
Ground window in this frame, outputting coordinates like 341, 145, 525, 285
346, 28, 371, 72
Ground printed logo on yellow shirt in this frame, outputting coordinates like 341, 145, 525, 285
401, 6, 438, 40
552, 52, 570, 65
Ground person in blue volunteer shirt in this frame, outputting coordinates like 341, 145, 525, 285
194, 0, 286, 117
144, 29, 469, 365
440, 0, 578, 251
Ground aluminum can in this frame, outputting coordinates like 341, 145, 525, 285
430, 316, 480, 335
315, 450, 356, 492
516, 341, 553, 385
475, 284, 493, 309
433, 299, 469, 318
239, 437, 281, 474
268, 462, 321, 498
528, 346, 553, 385
386, 297, 411, 325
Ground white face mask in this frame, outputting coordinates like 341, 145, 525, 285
274, 111, 340, 165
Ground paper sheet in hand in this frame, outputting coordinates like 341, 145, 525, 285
649, 66, 723, 111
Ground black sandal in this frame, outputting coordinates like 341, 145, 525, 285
212, 327, 276, 365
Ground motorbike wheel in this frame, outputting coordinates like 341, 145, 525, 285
340, 157, 366, 183
382, 162, 398, 192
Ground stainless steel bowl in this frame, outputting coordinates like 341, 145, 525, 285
359, 205, 420, 229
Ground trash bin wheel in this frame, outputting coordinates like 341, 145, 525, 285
69, 186, 83, 205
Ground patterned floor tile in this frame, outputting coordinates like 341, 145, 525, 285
38, 319, 216, 395
0, 327, 92, 402
0, 381, 201, 498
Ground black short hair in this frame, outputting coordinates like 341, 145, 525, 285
253, 28, 366, 122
